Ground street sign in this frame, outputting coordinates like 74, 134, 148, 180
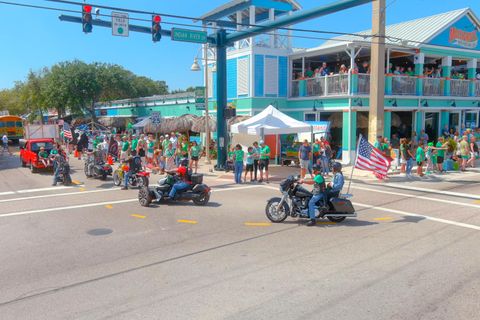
171, 28, 207, 44
151, 112, 161, 125
112, 12, 129, 37
195, 86, 206, 110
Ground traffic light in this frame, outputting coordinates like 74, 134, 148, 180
82, 5, 93, 33
152, 15, 162, 42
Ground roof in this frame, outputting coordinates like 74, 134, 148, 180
313, 8, 479, 51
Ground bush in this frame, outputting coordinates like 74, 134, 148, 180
447, 138, 457, 153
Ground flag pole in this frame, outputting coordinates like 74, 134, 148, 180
346, 134, 361, 195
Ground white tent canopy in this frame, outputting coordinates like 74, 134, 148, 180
231, 105, 311, 135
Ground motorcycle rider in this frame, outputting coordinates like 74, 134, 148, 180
167, 166, 191, 200
86, 144, 106, 177
299, 165, 327, 226
121, 155, 142, 190
52, 152, 68, 186
325, 162, 345, 201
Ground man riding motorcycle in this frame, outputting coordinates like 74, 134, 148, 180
86, 144, 106, 177
167, 166, 191, 200
300, 162, 344, 226
52, 152, 68, 186
121, 155, 143, 190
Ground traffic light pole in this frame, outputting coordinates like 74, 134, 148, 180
214, 30, 228, 170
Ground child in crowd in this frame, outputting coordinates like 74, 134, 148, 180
425, 142, 435, 174
244, 146, 254, 183
39, 147, 50, 167
416, 141, 425, 177
233, 144, 244, 184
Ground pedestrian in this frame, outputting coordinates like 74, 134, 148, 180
130, 134, 138, 157
416, 140, 425, 177
459, 135, 470, 171
2, 134, 12, 156
258, 140, 271, 183
164, 142, 175, 170
252, 141, 260, 181
233, 144, 244, 184
405, 140, 415, 178
435, 137, 448, 173
467, 136, 478, 168
146, 135, 155, 164
399, 138, 407, 173
244, 146, 254, 183
189, 141, 201, 174
425, 142, 435, 175
120, 136, 129, 161
298, 139, 312, 179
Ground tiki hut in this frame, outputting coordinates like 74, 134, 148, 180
144, 114, 198, 134
191, 115, 217, 133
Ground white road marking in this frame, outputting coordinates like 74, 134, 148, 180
0, 184, 262, 218
0, 188, 121, 203
352, 185, 480, 209
0, 186, 74, 196
354, 202, 480, 231
382, 183, 480, 200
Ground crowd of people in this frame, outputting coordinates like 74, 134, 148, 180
227, 140, 271, 184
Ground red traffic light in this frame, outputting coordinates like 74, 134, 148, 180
153, 15, 161, 23
83, 5, 92, 13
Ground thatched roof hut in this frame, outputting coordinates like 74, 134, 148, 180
144, 114, 198, 134
191, 115, 217, 132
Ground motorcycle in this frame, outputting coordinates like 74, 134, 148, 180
56, 162, 72, 186
84, 156, 112, 180
138, 172, 210, 207
112, 163, 149, 188
265, 175, 356, 223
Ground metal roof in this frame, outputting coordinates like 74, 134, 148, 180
314, 8, 479, 51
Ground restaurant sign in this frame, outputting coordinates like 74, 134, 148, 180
429, 15, 480, 51
449, 27, 478, 49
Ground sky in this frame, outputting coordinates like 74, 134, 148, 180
1, 0, 479, 91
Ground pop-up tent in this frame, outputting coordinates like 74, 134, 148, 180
231, 105, 311, 135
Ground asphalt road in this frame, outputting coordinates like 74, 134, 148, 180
1, 150, 480, 320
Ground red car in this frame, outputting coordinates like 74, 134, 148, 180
19, 138, 55, 173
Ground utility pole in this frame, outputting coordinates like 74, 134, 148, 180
368, 0, 386, 143
203, 40, 211, 165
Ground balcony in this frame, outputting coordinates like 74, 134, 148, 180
290, 73, 480, 99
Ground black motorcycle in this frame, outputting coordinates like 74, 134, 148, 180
138, 172, 210, 207
56, 162, 72, 186
84, 156, 112, 180
265, 175, 356, 223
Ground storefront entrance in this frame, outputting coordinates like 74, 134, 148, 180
465, 111, 479, 129
449, 112, 460, 133
425, 112, 440, 141
391, 111, 413, 139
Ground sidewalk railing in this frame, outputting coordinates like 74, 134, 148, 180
422, 78, 444, 96
450, 79, 470, 97
392, 75, 416, 95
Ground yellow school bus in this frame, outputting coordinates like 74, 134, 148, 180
0, 115, 24, 142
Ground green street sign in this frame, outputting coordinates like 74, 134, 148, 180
195, 86, 206, 110
171, 28, 207, 44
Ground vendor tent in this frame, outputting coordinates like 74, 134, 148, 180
231, 105, 311, 135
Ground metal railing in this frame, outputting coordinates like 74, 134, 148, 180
450, 79, 469, 97
357, 74, 370, 94
291, 80, 300, 97
422, 78, 443, 96
326, 74, 349, 95
392, 76, 416, 95
307, 77, 325, 96
476, 81, 480, 97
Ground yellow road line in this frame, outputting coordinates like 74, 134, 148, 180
79, 188, 86, 192
244, 222, 272, 227
316, 221, 337, 225
105, 204, 113, 209
72, 180, 82, 185
131, 214, 146, 219
374, 217, 394, 221
177, 219, 198, 224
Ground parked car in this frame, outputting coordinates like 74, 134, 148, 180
19, 138, 55, 173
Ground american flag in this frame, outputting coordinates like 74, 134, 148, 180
63, 122, 73, 140
355, 135, 391, 179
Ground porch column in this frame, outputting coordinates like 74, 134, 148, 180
349, 47, 358, 94
414, 53, 425, 96
440, 111, 450, 134
385, 75, 392, 95
383, 111, 391, 139
235, 11, 242, 49
287, 11, 293, 49
415, 111, 423, 135
442, 56, 452, 96
249, 5, 255, 47
269, 8, 275, 48
342, 110, 357, 164
468, 58, 477, 97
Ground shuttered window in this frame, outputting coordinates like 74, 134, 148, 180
237, 57, 249, 96
264, 57, 278, 95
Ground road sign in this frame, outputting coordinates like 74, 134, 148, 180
112, 12, 129, 37
151, 112, 161, 125
171, 28, 207, 44
195, 86, 206, 110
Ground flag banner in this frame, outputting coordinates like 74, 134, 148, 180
355, 135, 391, 179
63, 122, 73, 140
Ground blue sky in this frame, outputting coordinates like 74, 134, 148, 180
0, 0, 479, 91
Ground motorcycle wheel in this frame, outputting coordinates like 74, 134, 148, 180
193, 192, 210, 206
84, 164, 91, 177
138, 187, 153, 207
100, 173, 107, 181
137, 176, 149, 188
327, 216, 346, 223
113, 171, 122, 186
265, 197, 289, 223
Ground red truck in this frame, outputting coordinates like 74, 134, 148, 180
19, 124, 60, 173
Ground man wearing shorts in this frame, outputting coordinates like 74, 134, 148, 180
2, 134, 12, 155
460, 135, 469, 171
298, 140, 313, 179
436, 137, 448, 173
258, 140, 270, 183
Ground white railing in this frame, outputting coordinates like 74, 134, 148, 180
358, 74, 370, 94
291, 80, 300, 97
326, 74, 349, 95
422, 78, 443, 96
476, 81, 480, 97
307, 77, 325, 96
392, 76, 416, 95
450, 79, 469, 97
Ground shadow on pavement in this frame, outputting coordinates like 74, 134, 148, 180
392, 216, 425, 224
281, 219, 377, 227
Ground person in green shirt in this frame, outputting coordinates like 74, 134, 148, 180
435, 137, 448, 173
244, 147, 255, 183
164, 142, 175, 170
39, 147, 50, 167
146, 135, 155, 164
459, 135, 470, 171
416, 141, 425, 177
189, 141, 201, 174
120, 136, 130, 161
299, 166, 327, 226
131, 135, 139, 157
373, 135, 388, 156
233, 144, 244, 184
258, 140, 271, 183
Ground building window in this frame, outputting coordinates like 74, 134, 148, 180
304, 113, 316, 121
237, 57, 249, 96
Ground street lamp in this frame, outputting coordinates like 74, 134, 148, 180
191, 43, 214, 165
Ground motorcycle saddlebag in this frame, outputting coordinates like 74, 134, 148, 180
330, 198, 355, 213
191, 173, 203, 185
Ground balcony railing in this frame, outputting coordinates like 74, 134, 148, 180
289, 73, 480, 98
423, 78, 444, 96
450, 79, 470, 97
392, 76, 416, 95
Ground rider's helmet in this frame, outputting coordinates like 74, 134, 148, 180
332, 162, 342, 172
177, 166, 187, 176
